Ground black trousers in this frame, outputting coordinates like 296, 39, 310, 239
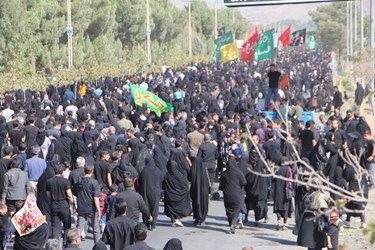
51, 207, 71, 240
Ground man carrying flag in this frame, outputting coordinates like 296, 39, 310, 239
240, 26, 260, 63
278, 26, 291, 48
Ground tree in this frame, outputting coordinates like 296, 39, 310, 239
309, 2, 347, 53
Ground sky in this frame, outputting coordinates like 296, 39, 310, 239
172, 0, 326, 25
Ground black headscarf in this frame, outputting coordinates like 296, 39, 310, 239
153, 145, 168, 175
169, 148, 190, 177
163, 238, 183, 250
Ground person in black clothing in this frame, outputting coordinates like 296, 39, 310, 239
64, 228, 82, 250
115, 178, 153, 223
190, 157, 210, 226
244, 158, 268, 225
265, 64, 281, 110
94, 151, 112, 194
69, 157, 86, 196
0, 204, 10, 250
0, 146, 13, 195
299, 120, 316, 158
163, 238, 183, 250
219, 158, 247, 234
163, 160, 191, 227
138, 156, 163, 230
124, 223, 155, 250
75, 164, 101, 243
326, 211, 340, 250
263, 130, 282, 165
354, 82, 365, 106
102, 198, 137, 250
362, 130, 375, 188
46, 163, 74, 240
197, 133, 218, 196
332, 86, 343, 109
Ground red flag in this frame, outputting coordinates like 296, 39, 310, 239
240, 26, 260, 62
279, 73, 289, 91
278, 26, 291, 48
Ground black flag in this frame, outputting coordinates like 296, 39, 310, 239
289, 29, 306, 46
218, 27, 226, 37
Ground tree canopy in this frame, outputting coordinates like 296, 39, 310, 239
0, 0, 251, 83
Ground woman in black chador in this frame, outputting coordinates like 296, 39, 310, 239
163, 160, 191, 227
219, 158, 247, 234
138, 155, 164, 230
245, 158, 268, 225
190, 157, 210, 226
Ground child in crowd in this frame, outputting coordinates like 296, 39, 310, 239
105, 184, 118, 223
326, 211, 340, 250
99, 185, 108, 233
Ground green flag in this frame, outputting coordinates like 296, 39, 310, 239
213, 31, 234, 61
129, 84, 174, 117
254, 30, 274, 62
308, 35, 315, 49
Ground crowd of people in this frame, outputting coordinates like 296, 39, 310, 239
0, 46, 372, 250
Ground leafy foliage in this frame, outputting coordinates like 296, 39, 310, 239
0, 0, 251, 90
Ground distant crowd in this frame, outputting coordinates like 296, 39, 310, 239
0, 46, 372, 250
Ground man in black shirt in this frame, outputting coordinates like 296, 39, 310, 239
75, 164, 101, 243
265, 64, 281, 110
329, 119, 346, 150
102, 198, 137, 250
94, 151, 112, 194
197, 133, 219, 195
299, 120, 317, 158
46, 164, 74, 240
362, 130, 375, 188
0, 146, 13, 196
69, 156, 86, 196
115, 178, 152, 223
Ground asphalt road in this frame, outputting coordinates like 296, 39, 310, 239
6, 198, 304, 250
77, 198, 304, 250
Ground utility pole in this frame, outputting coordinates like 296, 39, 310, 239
188, 2, 192, 58
350, 1, 353, 66
371, 0, 375, 50
232, 8, 235, 40
347, 1, 350, 66
215, 5, 218, 38
354, 0, 358, 43
361, 0, 364, 49
67, 0, 73, 69
146, 0, 152, 65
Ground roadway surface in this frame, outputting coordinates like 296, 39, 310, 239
78, 198, 304, 250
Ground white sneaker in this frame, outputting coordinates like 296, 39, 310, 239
238, 221, 244, 229
174, 220, 184, 227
